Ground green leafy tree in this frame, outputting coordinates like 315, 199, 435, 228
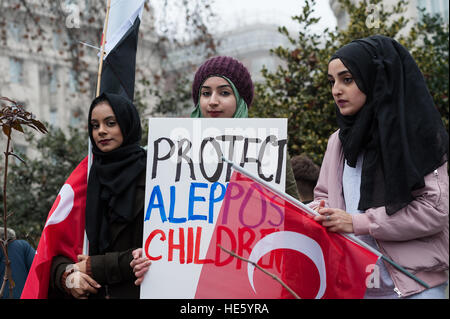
4, 126, 88, 246
406, 10, 449, 130
251, 0, 448, 165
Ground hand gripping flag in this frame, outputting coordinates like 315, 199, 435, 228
21, 157, 88, 299
99, 0, 145, 101
194, 171, 380, 299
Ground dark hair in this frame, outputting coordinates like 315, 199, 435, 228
90, 95, 109, 110
291, 154, 320, 182
291, 154, 320, 202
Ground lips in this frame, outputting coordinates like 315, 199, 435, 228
99, 139, 112, 145
208, 111, 222, 117
337, 99, 348, 107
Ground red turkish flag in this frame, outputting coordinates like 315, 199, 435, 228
21, 157, 88, 299
194, 171, 379, 299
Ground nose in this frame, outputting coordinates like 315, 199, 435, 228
208, 92, 219, 107
332, 82, 342, 97
98, 123, 107, 136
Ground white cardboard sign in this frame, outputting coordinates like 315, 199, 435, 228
140, 118, 287, 298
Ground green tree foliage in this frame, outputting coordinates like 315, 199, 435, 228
3, 127, 88, 246
406, 10, 449, 130
251, 0, 449, 165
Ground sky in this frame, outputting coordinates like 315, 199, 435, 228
152, 0, 337, 39
209, 0, 337, 33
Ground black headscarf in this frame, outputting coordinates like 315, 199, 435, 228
86, 92, 146, 254
330, 35, 448, 215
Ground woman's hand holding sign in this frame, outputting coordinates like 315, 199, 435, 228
130, 248, 152, 286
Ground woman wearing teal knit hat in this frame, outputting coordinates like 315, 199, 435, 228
191, 56, 300, 199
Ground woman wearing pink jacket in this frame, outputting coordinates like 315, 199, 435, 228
311, 35, 448, 298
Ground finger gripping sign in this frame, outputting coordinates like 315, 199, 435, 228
140, 118, 288, 298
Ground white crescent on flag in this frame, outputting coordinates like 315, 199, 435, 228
44, 184, 75, 228
247, 231, 327, 299
21, 157, 88, 299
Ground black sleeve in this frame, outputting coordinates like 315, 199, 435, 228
48, 255, 73, 297
89, 248, 135, 285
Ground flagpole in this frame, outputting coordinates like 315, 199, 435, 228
84, 0, 112, 256
96, 0, 112, 97
221, 156, 429, 289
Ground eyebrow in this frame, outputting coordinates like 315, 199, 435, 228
90, 116, 116, 122
201, 84, 232, 89
328, 70, 351, 78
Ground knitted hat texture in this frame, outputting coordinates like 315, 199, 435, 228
192, 56, 254, 107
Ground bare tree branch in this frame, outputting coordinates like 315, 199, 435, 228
18, 0, 45, 36
218, 244, 301, 299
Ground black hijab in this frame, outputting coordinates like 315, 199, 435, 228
86, 92, 146, 254
330, 35, 448, 215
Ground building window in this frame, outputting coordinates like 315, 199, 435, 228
50, 68, 58, 94
441, 0, 449, 21
9, 58, 23, 83
69, 70, 79, 92
70, 108, 83, 127
8, 22, 23, 42
417, 0, 449, 22
49, 108, 58, 127
52, 32, 61, 51
89, 72, 97, 97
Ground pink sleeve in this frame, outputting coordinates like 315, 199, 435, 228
308, 135, 337, 210
352, 162, 449, 241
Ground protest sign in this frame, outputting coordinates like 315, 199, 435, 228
141, 118, 287, 298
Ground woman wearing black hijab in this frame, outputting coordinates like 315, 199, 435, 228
310, 35, 448, 298
49, 93, 151, 299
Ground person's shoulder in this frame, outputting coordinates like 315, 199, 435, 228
329, 129, 339, 139
13, 239, 33, 247
7, 239, 34, 251
327, 129, 341, 147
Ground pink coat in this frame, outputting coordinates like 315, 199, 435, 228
310, 130, 449, 297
